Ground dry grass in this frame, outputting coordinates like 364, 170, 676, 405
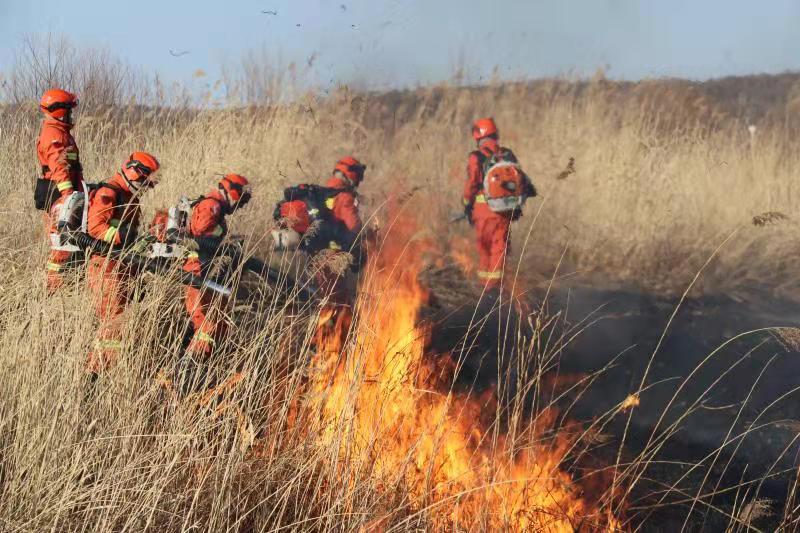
0, 73, 799, 531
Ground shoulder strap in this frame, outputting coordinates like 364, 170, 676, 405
324, 185, 354, 198
90, 182, 123, 204
497, 147, 517, 162
471, 149, 486, 162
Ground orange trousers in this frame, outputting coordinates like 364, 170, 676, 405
184, 286, 227, 357
44, 198, 76, 293
87, 256, 133, 373
473, 210, 510, 290
183, 259, 227, 357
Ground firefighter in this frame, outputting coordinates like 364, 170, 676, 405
462, 118, 536, 294
182, 174, 251, 360
36, 89, 83, 292
86, 152, 160, 375
325, 156, 364, 239
313, 157, 365, 331
272, 157, 366, 329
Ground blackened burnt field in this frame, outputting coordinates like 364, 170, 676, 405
426, 273, 800, 531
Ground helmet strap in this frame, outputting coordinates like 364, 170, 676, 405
219, 185, 234, 211
121, 168, 143, 194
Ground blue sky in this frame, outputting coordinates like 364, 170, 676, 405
1, 0, 799, 89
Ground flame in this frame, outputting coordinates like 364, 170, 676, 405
298, 212, 619, 531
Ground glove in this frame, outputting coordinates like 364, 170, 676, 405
116, 226, 138, 249
511, 207, 523, 221
128, 237, 150, 255
464, 203, 474, 226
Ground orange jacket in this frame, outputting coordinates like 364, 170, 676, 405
325, 175, 362, 234
36, 118, 83, 196
188, 190, 228, 238
87, 174, 139, 246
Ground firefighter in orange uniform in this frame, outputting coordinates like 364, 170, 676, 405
86, 152, 160, 374
462, 118, 536, 293
36, 89, 83, 292
272, 157, 366, 335
182, 174, 251, 361
325, 157, 364, 237
274, 157, 365, 260
316, 157, 365, 302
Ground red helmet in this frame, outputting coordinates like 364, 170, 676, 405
472, 118, 498, 141
121, 152, 161, 191
40, 89, 78, 122
219, 174, 252, 207
334, 156, 366, 186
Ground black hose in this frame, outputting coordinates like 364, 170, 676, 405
66, 231, 229, 295
67, 231, 314, 300
192, 236, 226, 256
188, 235, 316, 301
69, 231, 113, 255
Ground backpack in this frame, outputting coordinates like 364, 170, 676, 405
148, 195, 230, 259
273, 184, 352, 233
481, 148, 528, 213
50, 181, 123, 252
164, 196, 195, 240
273, 184, 355, 252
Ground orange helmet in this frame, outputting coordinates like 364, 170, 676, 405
121, 152, 161, 192
472, 118, 498, 141
333, 156, 366, 186
40, 88, 78, 122
219, 174, 252, 208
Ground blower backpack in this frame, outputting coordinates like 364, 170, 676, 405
49, 181, 123, 252
272, 184, 354, 251
273, 184, 353, 233
482, 149, 529, 213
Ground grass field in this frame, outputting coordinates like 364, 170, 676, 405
0, 70, 799, 530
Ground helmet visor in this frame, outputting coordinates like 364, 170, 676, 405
126, 159, 159, 187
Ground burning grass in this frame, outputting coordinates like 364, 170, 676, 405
292, 215, 619, 530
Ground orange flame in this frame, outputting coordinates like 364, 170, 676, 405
300, 211, 619, 531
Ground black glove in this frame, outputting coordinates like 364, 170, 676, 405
464, 203, 474, 226
116, 226, 139, 249
511, 207, 523, 221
